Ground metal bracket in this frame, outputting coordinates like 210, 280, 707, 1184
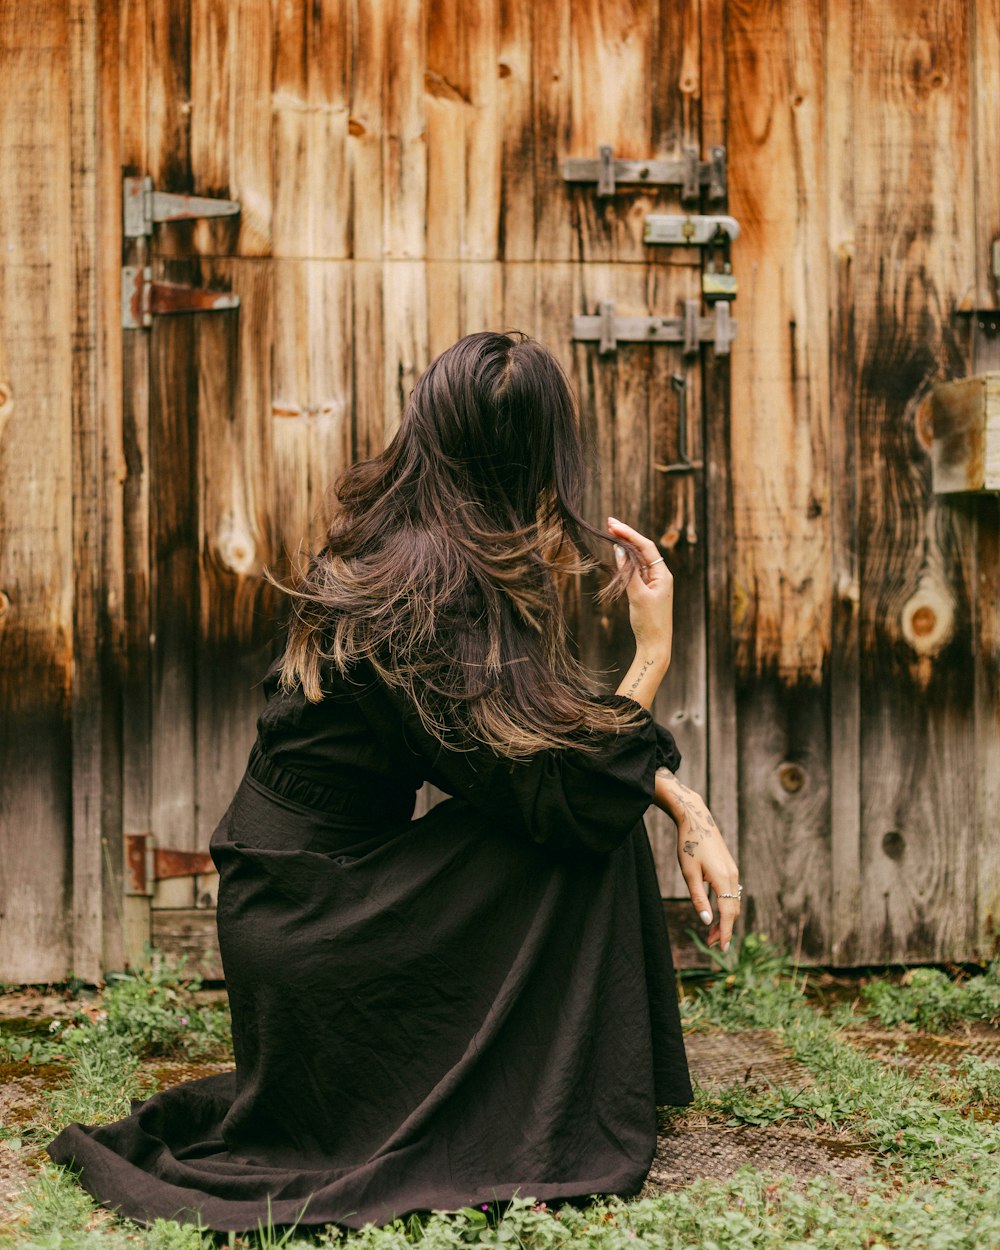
123, 175, 240, 238
122, 265, 240, 329
644, 214, 740, 246
562, 145, 727, 201
574, 299, 737, 356
125, 833, 217, 897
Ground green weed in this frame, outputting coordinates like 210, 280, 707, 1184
857, 963, 1000, 1032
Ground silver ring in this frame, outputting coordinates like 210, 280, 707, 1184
717, 884, 743, 899
645, 557, 665, 569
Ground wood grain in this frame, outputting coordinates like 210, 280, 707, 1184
971, 0, 1000, 957
853, 0, 977, 962
120, 0, 156, 966
195, 259, 275, 848
0, 4, 75, 982
69, 0, 105, 981
426, 0, 498, 260
273, 0, 348, 260
725, 0, 832, 959
700, 0, 740, 898
569, 0, 659, 262
827, 0, 861, 964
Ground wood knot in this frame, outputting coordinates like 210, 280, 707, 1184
778, 762, 806, 794
0, 381, 12, 440
348, 117, 366, 137
882, 829, 906, 861
498, 62, 512, 79
216, 521, 256, 576
901, 580, 954, 656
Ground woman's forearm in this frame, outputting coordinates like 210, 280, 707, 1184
615, 650, 669, 712
653, 766, 720, 842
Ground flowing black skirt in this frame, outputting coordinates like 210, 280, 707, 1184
47, 768, 693, 1231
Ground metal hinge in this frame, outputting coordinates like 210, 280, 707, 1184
643, 214, 740, 246
573, 300, 737, 356
562, 145, 726, 201
124, 833, 217, 897
122, 265, 240, 329
123, 175, 240, 238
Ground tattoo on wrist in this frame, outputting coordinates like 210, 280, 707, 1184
624, 658, 654, 698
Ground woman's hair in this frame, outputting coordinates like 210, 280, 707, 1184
270, 330, 645, 757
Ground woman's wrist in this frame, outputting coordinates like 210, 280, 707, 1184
615, 649, 669, 711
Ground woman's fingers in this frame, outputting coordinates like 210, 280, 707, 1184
682, 863, 713, 926
607, 517, 664, 573
680, 837, 741, 952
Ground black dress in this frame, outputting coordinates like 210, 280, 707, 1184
47, 656, 693, 1232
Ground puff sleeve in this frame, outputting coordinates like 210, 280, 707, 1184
352, 667, 681, 857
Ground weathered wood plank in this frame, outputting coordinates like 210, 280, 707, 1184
569, 0, 658, 263
426, 0, 499, 261
726, 0, 832, 959
971, 0, 1000, 958
350, 260, 385, 457
148, 262, 200, 906
0, 6, 74, 982
382, 261, 428, 442
96, 0, 128, 972
69, 0, 105, 982
698, 0, 739, 905
195, 260, 275, 850
532, 0, 573, 261
827, 0, 861, 965
852, 0, 977, 962
273, 0, 348, 260
498, 0, 535, 260
120, 0, 154, 966
385, 0, 426, 259
349, 0, 386, 261
151, 908, 224, 980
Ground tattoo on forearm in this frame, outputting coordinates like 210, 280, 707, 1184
624, 658, 654, 698
656, 767, 719, 840
682, 839, 698, 858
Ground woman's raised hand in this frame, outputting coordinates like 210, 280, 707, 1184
608, 517, 674, 665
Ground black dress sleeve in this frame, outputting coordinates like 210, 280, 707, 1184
351, 667, 682, 857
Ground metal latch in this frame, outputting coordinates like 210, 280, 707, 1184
123, 175, 240, 238
124, 833, 217, 897
701, 227, 738, 303
562, 145, 726, 201
122, 266, 240, 329
644, 214, 740, 246
657, 375, 702, 476
573, 299, 737, 356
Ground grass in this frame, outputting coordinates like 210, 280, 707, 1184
1, 941, 999, 1248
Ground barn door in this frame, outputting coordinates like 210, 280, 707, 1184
116, 0, 736, 975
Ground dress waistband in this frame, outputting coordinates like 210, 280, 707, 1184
245, 739, 414, 824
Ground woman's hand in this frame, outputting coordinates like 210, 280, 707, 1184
607, 517, 674, 663
654, 768, 741, 952
609, 518, 674, 711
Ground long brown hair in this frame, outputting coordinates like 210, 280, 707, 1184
270, 331, 645, 757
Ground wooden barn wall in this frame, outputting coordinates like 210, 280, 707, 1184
0, 0, 998, 981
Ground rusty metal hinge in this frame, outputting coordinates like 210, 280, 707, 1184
573, 299, 737, 357
121, 265, 240, 329
562, 145, 726, 201
124, 833, 216, 897
123, 175, 240, 238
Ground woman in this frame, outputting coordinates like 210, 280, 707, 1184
47, 331, 741, 1232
